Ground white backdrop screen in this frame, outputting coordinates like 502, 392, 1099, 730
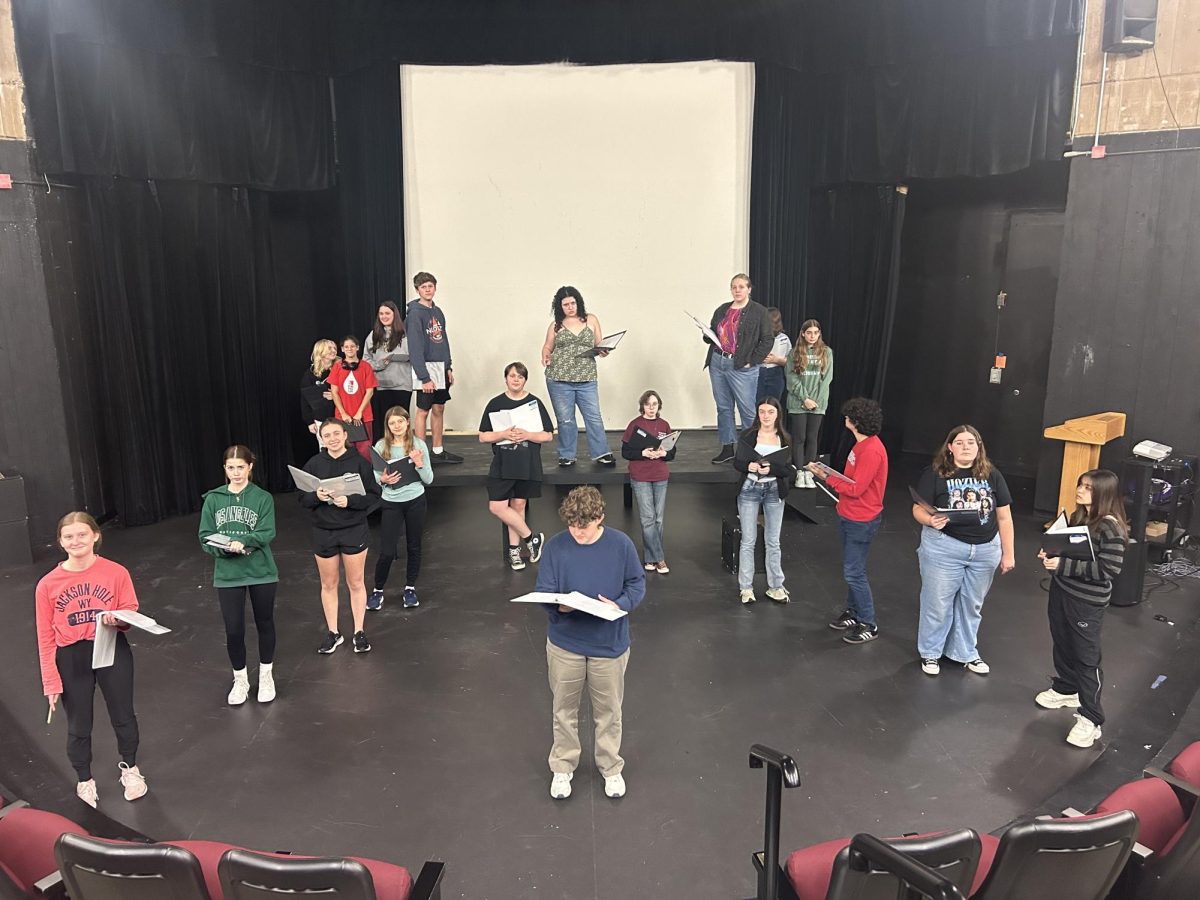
400, 61, 754, 432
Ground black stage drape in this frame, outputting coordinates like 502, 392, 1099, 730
802, 184, 907, 464
78, 180, 339, 524
12, 0, 334, 188
332, 64, 408, 325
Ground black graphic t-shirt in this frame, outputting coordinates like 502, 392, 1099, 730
479, 393, 556, 481
915, 466, 1012, 544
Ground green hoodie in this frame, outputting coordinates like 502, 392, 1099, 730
198, 482, 279, 588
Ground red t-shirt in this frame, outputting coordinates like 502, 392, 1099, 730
327, 360, 378, 423
622, 416, 674, 483
36, 556, 139, 696
829, 434, 888, 522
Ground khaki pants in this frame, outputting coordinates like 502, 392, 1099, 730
546, 639, 629, 778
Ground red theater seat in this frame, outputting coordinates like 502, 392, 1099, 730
785, 829, 981, 900
0, 807, 87, 895
1166, 741, 1200, 789
969, 811, 1138, 900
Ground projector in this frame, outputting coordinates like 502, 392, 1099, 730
1133, 440, 1173, 461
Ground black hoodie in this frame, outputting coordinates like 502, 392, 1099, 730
298, 449, 381, 530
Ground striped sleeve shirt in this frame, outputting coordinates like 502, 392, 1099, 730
1052, 516, 1127, 606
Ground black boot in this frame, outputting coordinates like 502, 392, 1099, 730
711, 444, 735, 464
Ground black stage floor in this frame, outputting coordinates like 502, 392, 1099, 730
2, 464, 1199, 899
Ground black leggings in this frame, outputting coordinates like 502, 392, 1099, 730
789, 413, 824, 467
57, 636, 139, 781
217, 583, 278, 670
375, 494, 427, 588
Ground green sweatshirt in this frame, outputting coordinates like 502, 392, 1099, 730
198, 482, 279, 588
785, 346, 834, 415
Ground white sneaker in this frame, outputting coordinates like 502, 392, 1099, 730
227, 669, 250, 706
765, 587, 790, 604
739, 588, 756, 605
119, 763, 148, 801
550, 771, 573, 800
76, 779, 98, 808
921, 658, 941, 676
964, 659, 991, 675
604, 773, 626, 798
258, 664, 276, 703
795, 471, 805, 488
1066, 714, 1102, 748
1035, 688, 1081, 709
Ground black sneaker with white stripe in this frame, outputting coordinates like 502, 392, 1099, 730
842, 623, 879, 644
353, 631, 372, 653
827, 610, 858, 630
317, 631, 344, 654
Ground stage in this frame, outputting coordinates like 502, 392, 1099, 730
2, 477, 1199, 899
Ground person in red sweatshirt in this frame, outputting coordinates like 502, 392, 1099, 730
808, 398, 888, 644
35, 511, 148, 809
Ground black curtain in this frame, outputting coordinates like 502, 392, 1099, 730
79, 180, 339, 525
748, 63, 812, 330
332, 63, 407, 331
12, 0, 334, 187
802, 184, 907, 464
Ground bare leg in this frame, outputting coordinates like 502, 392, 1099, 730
489, 499, 531, 543
314, 554, 342, 633
413, 404, 430, 443
430, 403, 445, 448
342, 550, 368, 633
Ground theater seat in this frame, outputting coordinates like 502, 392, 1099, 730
0, 807, 87, 895
970, 810, 1138, 900
1166, 741, 1200, 789
785, 829, 981, 900
1094, 773, 1200, 900
54, 833, 212, 900
219, 848, 408, 899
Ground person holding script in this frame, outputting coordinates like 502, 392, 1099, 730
910, 426, 1015, 678
620, 390, 678, 574
535, 487, 645, 801
36, 512, 149, 808
479, 362, 555, 571
1035, 469, 1128, 749
298, 418, 382, 655
733, 397, 796, 605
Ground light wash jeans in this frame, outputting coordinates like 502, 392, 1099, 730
916, 528, 1001, 662
630, 479, 668, 563
839, 513, 881, 625
546, 379, 610, 461
737, 479, 785, 590
708, 354, 759, 446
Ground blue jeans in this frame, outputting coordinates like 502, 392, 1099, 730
708, 354, 759, 446
839, 513, 881, 625
631, 479, 668, 563
737, 479, 785, 590
916, 529, 1001, 662
546, 379, 610, 461
756, 366, 785, 403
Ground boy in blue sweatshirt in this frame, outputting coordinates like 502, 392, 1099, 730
535, 486, 646, 800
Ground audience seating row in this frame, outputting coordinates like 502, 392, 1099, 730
0, 796, 444, 900
747, 739, 1200, 900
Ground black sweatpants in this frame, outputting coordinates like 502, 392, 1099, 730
217, 583, 278, 670
375, 494, 427, 588
1047, 580, 1106, 726
56, 635, 139, 781
789, 413, 824, 467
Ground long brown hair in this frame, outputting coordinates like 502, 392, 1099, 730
222, 445, 256, 483
932, 425, 993, 480
1070, 469, 1128, 540
380, 406, 413, 458
371, 301, 405, 352
791, 319, 829, 375
746, 396, 793, 446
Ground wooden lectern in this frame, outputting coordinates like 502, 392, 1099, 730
1043, 412, 1127, 515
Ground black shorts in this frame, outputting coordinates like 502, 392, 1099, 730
415, 388, 452, 411
312, 523, 370, 558
487, 478, 542, 502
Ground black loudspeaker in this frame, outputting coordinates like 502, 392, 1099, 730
1104, 0, 1158, 53
1112, 458, 1153, 607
